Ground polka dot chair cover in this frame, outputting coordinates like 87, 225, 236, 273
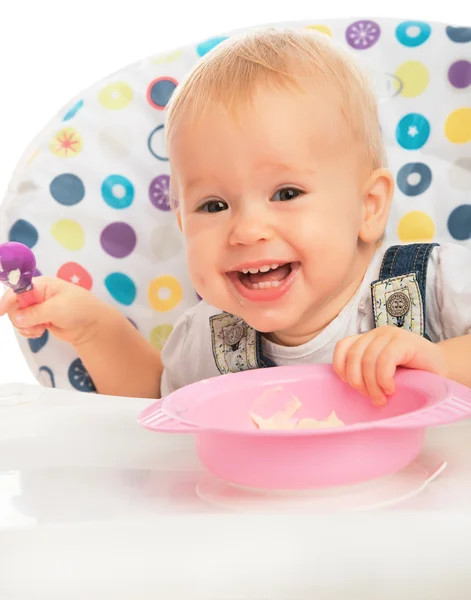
1, 18, 470, 392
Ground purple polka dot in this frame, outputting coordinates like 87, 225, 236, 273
346, 20, 381, 50
100, 222, 137, 258
149, 175, 170, 211
448, 60, 471, 89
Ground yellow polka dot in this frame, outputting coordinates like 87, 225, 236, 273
98, 82, 133, 110
305, 24, 332, 37
394, 61, 429, 97
150, 324, 173, 350
148, 276, 183, 312
445, 108, 471, 144
50, 128, 83, 158
151, 49, 182, 64
398, 212, 435, 242
51, 220, 85, 251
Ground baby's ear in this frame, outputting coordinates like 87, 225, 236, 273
359, 168, 394, 244
176, 209, 182, 231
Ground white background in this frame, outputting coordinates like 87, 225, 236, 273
0, 0, 469, 386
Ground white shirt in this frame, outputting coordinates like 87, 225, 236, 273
160, 243, 471, 396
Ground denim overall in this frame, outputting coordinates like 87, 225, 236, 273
209, 243, 438, 374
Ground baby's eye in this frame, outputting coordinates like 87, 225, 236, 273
272, 187, 304, 202
198, 200, 228, 213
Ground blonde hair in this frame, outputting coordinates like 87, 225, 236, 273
166, 27, 386, 170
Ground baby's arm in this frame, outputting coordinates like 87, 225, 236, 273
437, 335, 471, 388
0, 276, 163, 398
74, 308, 163, 398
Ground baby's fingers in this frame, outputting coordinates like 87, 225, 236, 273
0, 288, 17, 316
16, 325, 47, 339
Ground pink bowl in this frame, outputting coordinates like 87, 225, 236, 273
138, 364, 471, 490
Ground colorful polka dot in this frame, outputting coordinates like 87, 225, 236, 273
196, 36, 228, 57
446, 26, 471, 44
449, 158, 471, 191
445, 108, 471, 144
305, 24, 332, 37
151, 226, 182, 261
148, 125, 168, 161
346, 20, 380, 50
150, 324, 173, 350
101, 175, 135, 209
100, 222, 137, 258
57, 262, 93, 290
28, 330, 49, 353
98, 82, 133, 110
395, 61, 429, 97
38, 366, 55, 388
50, 174, 85, 206
151, 49, 182, 64
147, 77, 178, 110
396, 113, 430, 150
148, 275, 182, 312
9, 219, 38, 248
398, 211, 435, 242
99, 124, 131, 159
50, 128, 83, 158
448, 60, 471, 89
105, 272, 137, 306
396, 163, 432, 196
51, 219, 85, 251
68, 358, 96, 392
149, 174, 170, 211
448, 205, 471, 240
63, 99, 84, 121
396, 21, 431, 47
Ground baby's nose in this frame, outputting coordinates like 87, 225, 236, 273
228, 211, 274, 246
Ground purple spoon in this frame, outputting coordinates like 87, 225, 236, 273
0, 242, 41, 308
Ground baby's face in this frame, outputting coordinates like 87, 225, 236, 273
169, 86, 377, 339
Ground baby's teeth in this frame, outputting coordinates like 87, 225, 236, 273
270, 263, 279, 270
248, 268, 259, 274
259, 265, 271, 273
252, 281, 281, 289
241, 269, 249, 274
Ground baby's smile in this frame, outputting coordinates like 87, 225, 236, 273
226, 261, 300, 302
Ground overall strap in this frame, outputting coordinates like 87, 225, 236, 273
209, 312, 276, 375
371, 243, 438, 340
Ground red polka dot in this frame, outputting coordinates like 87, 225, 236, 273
57, 262, 93, 290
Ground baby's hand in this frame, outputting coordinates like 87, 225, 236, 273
0, 276, 116, 347
333, 326, 446, 406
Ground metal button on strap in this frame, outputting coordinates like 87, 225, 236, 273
386, 291, 410, 318
223, 323, 245, 346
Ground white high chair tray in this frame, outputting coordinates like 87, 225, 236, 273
1, 384, 471, 599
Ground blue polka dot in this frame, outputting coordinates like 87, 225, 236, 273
446, 26, 471, 43
396, 114, 430, 150
38, 366, 55, 388
105, 272, 137, 305
448, 205, 471, 241
196, 36, 228, 57
396, 21, 431, 47
148, 78, 177, 109
101, 175, 134, 209
28, 330, 49, 353
63, 99, 84, 121
68, 358, 96, 392
50, 173, 85, 206
9, 219, 38, 248
147, 125, 168, 161
397, 163, 432, 196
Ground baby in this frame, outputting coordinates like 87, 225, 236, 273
1, 29, 471, 405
